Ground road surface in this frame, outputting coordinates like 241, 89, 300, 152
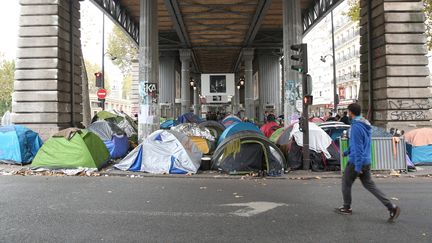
0, 176, 430, 242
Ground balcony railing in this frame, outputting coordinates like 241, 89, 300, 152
337, 72, 360, 84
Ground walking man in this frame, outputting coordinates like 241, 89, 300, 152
335, 103, 400, 222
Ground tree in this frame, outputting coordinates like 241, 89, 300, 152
0, 55, 15, 115
344, 0, 360, 23
107, 26, 138, 75
345, 0, 431, 50
84, 59, 110, 94
424, 0, 432, 50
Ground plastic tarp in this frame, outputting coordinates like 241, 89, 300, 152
171, 123, 215, 142
406, 143, 432, 165
32, 130, 109, 170
404, 128, 432, 147
290, 122, 332, 158
160, 119, 179, 129
218, 122, 262, 145
222, 115, 241, 128
0, 125, 43, 164
177, 112, 202, 124
114, 130, 202, 174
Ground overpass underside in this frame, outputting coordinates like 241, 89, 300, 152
11, 0, 431, 139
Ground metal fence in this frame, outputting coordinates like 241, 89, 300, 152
340, 137, 407, 171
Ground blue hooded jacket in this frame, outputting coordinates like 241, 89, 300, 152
344, 116, 372, 172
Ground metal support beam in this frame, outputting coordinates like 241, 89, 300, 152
164, 0, 201, 73
302, 0, 343, 34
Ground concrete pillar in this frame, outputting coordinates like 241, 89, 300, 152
138, 0, 159, 140
130, 59, 139, 116
282, 0, 302, 126
243, 48, 255, 120
359, 0, 432, 131
159, 51, 176, 118
257, 50, 282, 121
12, 0, 83, 139
179, 49, 192, 114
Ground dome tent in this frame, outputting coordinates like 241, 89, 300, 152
218, 122, 262, 145
115, 130, 202, 174
199, 120, 225, 140
212, 133, 285, 176
0, 125, 43, 164
221, 115, 241, 128
32, 129, 110, 170
87, 120, 129, 159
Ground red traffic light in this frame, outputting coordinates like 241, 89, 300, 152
95, 72, 102, 77
303, 95, 313, 105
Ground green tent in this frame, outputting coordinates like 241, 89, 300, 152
269, 127, 284, 143
32, 130, 110, 170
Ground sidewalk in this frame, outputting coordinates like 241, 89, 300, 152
1, 163, 431, 179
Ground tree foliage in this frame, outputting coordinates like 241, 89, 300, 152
84, 60, 110, 94
344, 0, 360, 23
345, 0, 431, 50
424, 0, 432, 50
107, 26, 138, 75
0, 55, 15, 115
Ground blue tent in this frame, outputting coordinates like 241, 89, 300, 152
87, 120, 129, 159
221, 115, 241, 128
177, 112, 202, 124
160, 119, 179, 129
0, 125, 43, 164
217, 122, 263, 145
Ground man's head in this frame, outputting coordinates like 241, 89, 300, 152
267, 114, 276, 122
343, 111, 348, 116
347, 103, 361, 118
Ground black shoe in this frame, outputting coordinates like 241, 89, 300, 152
335, 206, 352, 215
388, 206, 401, 222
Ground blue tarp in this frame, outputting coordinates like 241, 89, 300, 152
217, 122, 262, 145
0, 125, 43, 164
406, 144, 432, 165
177, 113, 202, 124
160, 119, 179, 129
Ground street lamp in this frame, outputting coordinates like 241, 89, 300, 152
190, 79, 195, 87
320, 54, 338, 113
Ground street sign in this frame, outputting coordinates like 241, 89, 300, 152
97, 89, 107, 99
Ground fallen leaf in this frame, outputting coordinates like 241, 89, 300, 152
235, 195, 243, 198
391, 197, 399, 201
199, 187, 207, 190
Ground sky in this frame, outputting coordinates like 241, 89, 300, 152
0, 0, 123, 88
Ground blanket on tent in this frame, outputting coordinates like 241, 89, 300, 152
290, 122, 332, 158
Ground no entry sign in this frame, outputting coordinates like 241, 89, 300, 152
97, 89, 107, 99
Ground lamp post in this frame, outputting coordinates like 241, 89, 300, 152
320, 10, 338, 114
320, 52, 338, 114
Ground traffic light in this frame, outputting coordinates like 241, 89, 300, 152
97, 98, 105, 108
290, 43, 308, 74
303, 95, 313, 105
95, 72, 103, 87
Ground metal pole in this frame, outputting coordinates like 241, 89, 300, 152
69, 0, 75, 126
331, 10, 337, 114
301, 74, 310, 169
101, 13, 105, 110
367, 0, 373, 121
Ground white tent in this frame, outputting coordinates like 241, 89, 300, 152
290, 122, 333, 158
114, 130, 202, 174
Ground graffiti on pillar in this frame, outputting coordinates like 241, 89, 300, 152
390, 111, 427, 121
139, 82, 158, 104
388, 99, 432, 110
285, 80, 301, 108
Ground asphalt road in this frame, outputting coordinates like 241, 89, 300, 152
0, 176, 431, 243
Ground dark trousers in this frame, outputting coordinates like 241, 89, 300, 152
342, 163, 394, 211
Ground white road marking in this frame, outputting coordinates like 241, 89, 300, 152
222, 201, 288, 217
